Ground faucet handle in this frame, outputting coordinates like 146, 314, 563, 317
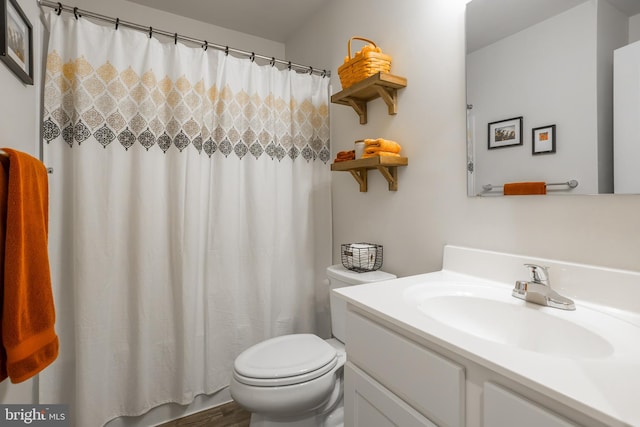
524, 263, 550, 286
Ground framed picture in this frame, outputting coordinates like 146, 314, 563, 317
532, 124, 556, 155
0, 0, 33, 85
488, 117, 523, 149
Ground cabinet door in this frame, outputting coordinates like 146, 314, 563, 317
345, 362, 437, 427
484, 382, 578, 427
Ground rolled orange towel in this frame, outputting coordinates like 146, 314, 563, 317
364, 138, 401, 153
334, 150, 355, 163
503, 182, 547, 195
336, 150, 355, 158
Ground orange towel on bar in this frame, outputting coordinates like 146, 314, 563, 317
0, 148, 58, 383
503, 182, 547, 195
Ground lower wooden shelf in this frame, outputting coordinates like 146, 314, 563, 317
331, 156, 408, 192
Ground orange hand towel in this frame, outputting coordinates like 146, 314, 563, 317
0, 148, 58, 383
364, 138, 401, 153
503, 182, 547, 195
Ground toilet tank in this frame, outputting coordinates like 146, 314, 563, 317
326, 264, 396, 342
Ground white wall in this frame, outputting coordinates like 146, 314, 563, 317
614, 40, 640, 193
630, 13, 640, 42
285, 0, 640, 278
467, 2, 598, 195
70, 0, 285, 59
597, 0, 628, 193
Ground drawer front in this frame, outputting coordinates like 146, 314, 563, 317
347, 311, 465, 427
484, 382, 578, 427
345, 362, 438, 427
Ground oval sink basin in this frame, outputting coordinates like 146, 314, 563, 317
403, 281, 637, 359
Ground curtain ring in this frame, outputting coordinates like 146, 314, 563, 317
308, 66, 313, 75
250, 52, 255, 62
270, 57, 275, 67
202, 41, 208, 51
56, 2, 62, 15
224, 46, 229, 56
174, 33, 178, 45
73, 6, 79, 19
148, 26, 153, 38
115, 18, 119, 30
322, 69, 327, 78
287, 61, 292, 70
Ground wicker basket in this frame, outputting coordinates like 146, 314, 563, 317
337, 37, 392, 89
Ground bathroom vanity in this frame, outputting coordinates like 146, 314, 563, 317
334, 246, 640, 427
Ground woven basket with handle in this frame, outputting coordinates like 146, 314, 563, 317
337, 37, 392, 89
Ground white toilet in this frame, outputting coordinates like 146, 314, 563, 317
230, 264, 396, 427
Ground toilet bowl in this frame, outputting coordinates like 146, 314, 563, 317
230, 264, 396, 427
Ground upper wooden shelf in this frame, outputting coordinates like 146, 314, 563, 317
331, 73, 407, 124
331, 156, 408, 192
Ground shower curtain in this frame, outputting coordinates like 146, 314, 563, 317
40, 12, 331, 427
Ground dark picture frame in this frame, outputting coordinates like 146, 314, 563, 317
488, 116, 523, 149
0, 0, 33, 85
532, 124, 556, 155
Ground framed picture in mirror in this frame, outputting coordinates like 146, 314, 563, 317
532, 124, 556, 155
488, 117, 523, 149
0, 0, 33, 85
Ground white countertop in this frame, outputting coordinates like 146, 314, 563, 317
334, 247, 640, 427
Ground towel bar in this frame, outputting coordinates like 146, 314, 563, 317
482, 180, 578, 192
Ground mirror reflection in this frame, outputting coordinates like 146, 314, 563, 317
466, 0, 640, 196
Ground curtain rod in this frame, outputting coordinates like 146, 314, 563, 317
37, 0, 331, 78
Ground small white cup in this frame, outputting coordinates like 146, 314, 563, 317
354, 141, 365, 158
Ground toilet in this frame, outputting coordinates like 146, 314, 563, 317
230, 264, 396, 427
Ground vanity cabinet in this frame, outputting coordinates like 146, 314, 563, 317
344, 307, 603, 427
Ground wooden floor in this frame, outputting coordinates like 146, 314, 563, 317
157, 401, 251, 427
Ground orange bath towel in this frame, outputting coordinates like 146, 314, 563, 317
0, 148, 58, 383
361, 151, 401, 159
364, 138, 401, 153
503, 182, 547, 195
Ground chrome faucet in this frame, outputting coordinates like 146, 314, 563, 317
512, 264, 575, 310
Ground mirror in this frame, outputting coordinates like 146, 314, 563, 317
466, 0, 640, 196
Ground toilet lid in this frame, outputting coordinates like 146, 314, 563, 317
233, 334, 338, 387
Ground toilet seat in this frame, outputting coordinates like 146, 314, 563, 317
233, 334, 338, 387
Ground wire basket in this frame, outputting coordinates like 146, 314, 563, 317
341, 243, 383, 273
337, 37, 392, 89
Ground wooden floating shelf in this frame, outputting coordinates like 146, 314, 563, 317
331, 73, 407, 124
331, 156, 408, 192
